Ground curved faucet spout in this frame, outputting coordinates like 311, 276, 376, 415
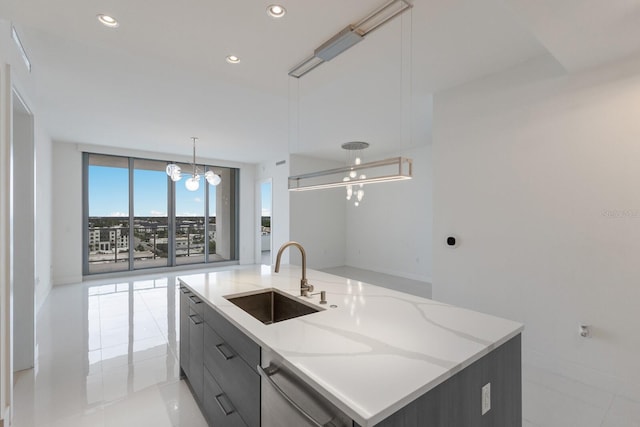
274, 241, 313, 296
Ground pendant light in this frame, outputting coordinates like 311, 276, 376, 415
166, 137, 222, 191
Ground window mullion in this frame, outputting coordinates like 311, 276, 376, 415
204, 166, 209, 262
128, 157, 134, 270
168, 168, 176, 266
82, 153, 89, 275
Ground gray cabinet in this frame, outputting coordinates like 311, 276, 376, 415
355, 334, 522, 427
179, 287, 205, 401
204, 323, 260, 427
178, 286, 190, 378
179, 283, 261, 427
188, 295, 204, 401
203, 368, 248, 427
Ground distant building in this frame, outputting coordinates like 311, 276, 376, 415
89, 226, 128, 252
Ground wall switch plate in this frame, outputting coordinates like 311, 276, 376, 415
482, 383, 491, 415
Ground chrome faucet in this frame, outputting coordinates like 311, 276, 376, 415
274, 241, 314, 296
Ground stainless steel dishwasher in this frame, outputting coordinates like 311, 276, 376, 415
258, 351, 352, 427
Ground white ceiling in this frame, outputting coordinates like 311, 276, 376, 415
3, 0, 640, 163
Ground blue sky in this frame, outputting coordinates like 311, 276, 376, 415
261, 181, 271, 217
89, 166, 218, 217
89, 166, 273, 218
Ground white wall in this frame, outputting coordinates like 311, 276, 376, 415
0, 44, 12, 424
345, 144, 433, 282
12, 108, 35, 372
289, 154, 346, 270
51, 142, 256, 282
34, 124, 52, 310
1, 26, 54, 308
51, 142, 82, 284
238, 163, 255, 265
433, 54, 640, 395
1, 18, 54, 421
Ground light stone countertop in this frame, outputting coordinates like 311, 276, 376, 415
178, 265, 523, 427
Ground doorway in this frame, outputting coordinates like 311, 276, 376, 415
259, 179, 272, 265
12, 89, 35, 372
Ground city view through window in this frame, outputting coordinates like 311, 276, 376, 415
85, 154, 238, 275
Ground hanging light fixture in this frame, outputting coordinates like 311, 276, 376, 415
286, 1, 414, 194
166, 137, 222, 191
289, 156, 412, 192
288, 0, 412, 78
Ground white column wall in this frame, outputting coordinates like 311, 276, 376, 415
289, 154, 346, 270
0, 53, 13, 427
238, 163, 255, 265
433, 53, 640, 395
51, 142, 82, 285
34, 124, 52, 311
12, 110, 34, 372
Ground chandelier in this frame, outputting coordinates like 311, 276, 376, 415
342, 142, 369, 207
166, 137, 221, 191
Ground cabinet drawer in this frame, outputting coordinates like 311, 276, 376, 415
204, 324, 260, 427
203, 367, 248, 427
179, 290, 191, 375
203, 303, 260, 370
187, 292, 205, 317
188, 307, 204, 400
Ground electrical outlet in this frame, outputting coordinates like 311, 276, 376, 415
482, 383, 491, 415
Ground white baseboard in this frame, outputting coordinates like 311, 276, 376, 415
52, 274, 82, 286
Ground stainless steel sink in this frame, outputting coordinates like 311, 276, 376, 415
225, 289, 321, 325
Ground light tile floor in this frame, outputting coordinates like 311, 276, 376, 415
522, 363, 640, 427
13, 272, 208, 427
12, 268, 640, 427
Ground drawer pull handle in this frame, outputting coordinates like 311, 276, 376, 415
214, 393, 235, 416
188, 295, 202, 304
189, 314, 203, 325
215, 343, 235, 360
180, 287, 190, 294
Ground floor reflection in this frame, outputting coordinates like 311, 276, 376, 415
13, 272, 207, 427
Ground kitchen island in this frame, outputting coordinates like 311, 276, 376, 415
178, 265, 523, 427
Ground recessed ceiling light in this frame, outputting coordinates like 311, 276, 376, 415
97, 14, 119, 28
226, 55, 240, 64
267, 4, 286, 18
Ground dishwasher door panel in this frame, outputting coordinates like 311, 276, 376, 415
260, 351, 352, 427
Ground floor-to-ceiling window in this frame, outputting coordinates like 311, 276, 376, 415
86, 155, 130, 274
133, 159, 169, 270
83, 153, 239, 275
